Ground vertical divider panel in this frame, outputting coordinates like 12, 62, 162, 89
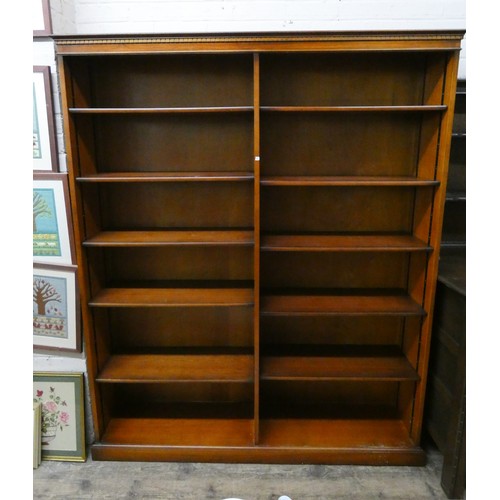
253, 53, 261, 444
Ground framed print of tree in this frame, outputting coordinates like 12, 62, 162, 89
33, 263, 80, 352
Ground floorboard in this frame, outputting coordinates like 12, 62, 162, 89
33, 442, 450, 499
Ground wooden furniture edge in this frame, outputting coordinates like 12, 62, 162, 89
91, 443, 426, 465
52, 30, 464, 54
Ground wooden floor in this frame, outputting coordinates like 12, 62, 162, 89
33, 441, 451, 499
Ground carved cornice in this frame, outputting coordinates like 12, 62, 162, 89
54, 31, 465, 46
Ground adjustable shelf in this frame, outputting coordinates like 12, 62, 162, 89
56, 30, 463, 465
261, 346, 419, 382
84, 230, 254, 247
76, 172, 254, 182
260, 105, 447, 113
261, 234, 432, 252
69, 106, 254, 114
97, 353, 254, 383
261, 176, 439, 187
89, 285, 254, 308
260, 290, 426, 316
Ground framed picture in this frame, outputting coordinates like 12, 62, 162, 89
33, 263, 80, 353
33, 372, 86, 462
33, 66, 58, 172
33, 173, 75, 265
33, 0, 53, 36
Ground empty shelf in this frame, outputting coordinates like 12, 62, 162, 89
261, 347, 418, 381
97, 354, 254, 383
90, 287, 254, 307
261, 234, 431, 252
260, 105, 447, 113
83, 230, 254, 247
261, 176, 439, 186
261, 291, 425, 316
101, 417, 254, 447
77, 171, 254, 182
259, 418, 418, 449
70, 106, 254, 114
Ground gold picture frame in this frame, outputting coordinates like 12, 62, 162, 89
33, 372, 86, 462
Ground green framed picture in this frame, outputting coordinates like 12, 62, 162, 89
33, 372, 86, 461
33, 173, 75, 265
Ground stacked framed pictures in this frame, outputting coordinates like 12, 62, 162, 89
33, 172, 78, 353
33, 1, 86, 463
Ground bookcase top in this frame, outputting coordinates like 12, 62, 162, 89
53, 30, 465, 55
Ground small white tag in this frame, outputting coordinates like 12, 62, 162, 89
255, 156, 260, 161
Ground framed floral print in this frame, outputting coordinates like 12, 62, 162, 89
33, 66, 58, 172
33, 0, 53, 36
33, 372, 86, 462
33, 173, 75, 265
33, 263, 80, 353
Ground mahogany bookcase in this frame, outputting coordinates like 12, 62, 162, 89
54, 30, 464, 464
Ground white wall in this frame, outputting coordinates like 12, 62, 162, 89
33, 0, 466, 447
52, 0, 466, 78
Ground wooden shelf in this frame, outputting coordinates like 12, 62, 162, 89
261, 234, 431, 252
89, 286, 254, 307
261, 346, 418, 382
260, 105, 447, 113
93, 416, 423, 464
100, 417, 254, 447
261, 290, 426, 316
70, 106, 254, 114
97, 354, 254, 383
261, 176, 439, 187
77, 171, 254, 182
259, 418, 418, 449
83, 230, 254, 247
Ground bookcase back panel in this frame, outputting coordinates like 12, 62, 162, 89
79, 54, 254, 108
261, 113, 423, 177
105, 383, 254, 414
97, 183, 254, 229
261, 380, 399, 413
260, 52, 440, 106
260, 316, 403, 346
261, 252, 409, 290
90, 114, 253, 172
108, 307, 253, 349
261, 186, 414, 233
100, 246, 253, 282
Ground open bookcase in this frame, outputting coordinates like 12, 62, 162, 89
55, 31, 464, 464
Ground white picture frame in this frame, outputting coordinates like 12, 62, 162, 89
33, 173, 75, 265
33, 263, 81, 353
33, 0, 52, 36
33, 66, 58, 172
